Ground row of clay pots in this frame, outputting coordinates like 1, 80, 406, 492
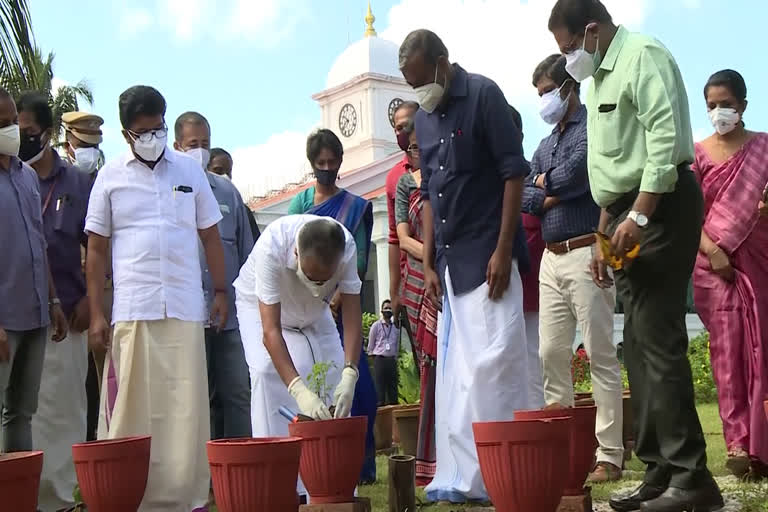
374, 403, 420, 454
474, 405, 599, 512
0, 415, 369, 512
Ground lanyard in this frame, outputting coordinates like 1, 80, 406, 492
41, 175, 60, 215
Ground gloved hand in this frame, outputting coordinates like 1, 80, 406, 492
288, 377, 332, 420
332, 366, 359, 418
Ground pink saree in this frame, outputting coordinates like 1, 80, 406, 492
692, 133, 768, 465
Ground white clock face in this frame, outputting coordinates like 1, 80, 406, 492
339, 103, 357, 137
388, 98, 404, 128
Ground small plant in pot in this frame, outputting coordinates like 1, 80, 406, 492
288, 361, 367, 504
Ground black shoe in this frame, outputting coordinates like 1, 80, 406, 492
609, 483, 667, 512
639, 484, 724, 512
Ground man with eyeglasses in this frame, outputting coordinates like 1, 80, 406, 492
233, 215, 363, 501
84, 85, 228, 511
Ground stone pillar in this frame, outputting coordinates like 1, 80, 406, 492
370, 196, 390, 308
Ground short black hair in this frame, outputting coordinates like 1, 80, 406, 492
532, 54, 580, 94
381, 299, 391, 309
297, 219, 346, 267
209, 147, 232, 162
118, 85, 166, 130
394, 101, 419, 118
17, 92, 53, 131
548, 0, 612, 34
306, 129, 343, 165
174, 111, 211, 142
704, 69, 747, 103
399, 29, 449, 69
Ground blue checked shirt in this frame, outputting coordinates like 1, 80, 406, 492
521, 105, 600, 243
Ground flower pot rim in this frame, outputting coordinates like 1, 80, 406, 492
72, 435, 150, 449
295, 415, 367, 425
473, 417, 571, 427
207, 436, 302, 446
0, 450, 43, 463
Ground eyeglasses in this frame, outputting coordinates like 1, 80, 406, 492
127, 124, 168, 143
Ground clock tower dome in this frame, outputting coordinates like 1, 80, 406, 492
312, 3, 417, 172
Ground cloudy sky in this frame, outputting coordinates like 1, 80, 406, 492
33, 0, 767, 201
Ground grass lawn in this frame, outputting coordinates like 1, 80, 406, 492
357, 403, 768, 511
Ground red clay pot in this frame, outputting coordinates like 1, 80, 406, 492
288, 416, 367, 504
473, 417, 570, 512
208, 437, 302, 512
0, 450, 43, 512
72, 435, 151, 512
516, 406, 598, 495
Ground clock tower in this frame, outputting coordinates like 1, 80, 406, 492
312, 3, 417, 172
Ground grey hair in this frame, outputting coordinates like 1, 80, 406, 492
394, 100, 420, 118
398, 29, 449, 69
297, 218, 346, 267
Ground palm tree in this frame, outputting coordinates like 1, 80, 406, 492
0, 0, 36, 86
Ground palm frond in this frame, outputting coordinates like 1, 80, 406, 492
0, 0, 36, 82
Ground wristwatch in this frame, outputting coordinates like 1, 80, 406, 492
49, 297, 61, 307
627, 211, 649, 228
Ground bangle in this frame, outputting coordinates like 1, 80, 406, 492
49, 298, 61, 306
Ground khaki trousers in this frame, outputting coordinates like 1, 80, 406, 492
538, 246, 624, 467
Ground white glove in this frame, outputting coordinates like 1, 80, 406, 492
332, 366, 359, 418
288, 377, 332, 420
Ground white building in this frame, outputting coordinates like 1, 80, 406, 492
250, 5, 415, 313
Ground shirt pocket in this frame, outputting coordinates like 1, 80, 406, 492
595, 104, 622, 157
53, 198, 82, 238
217, 204, 236, 242
173, 192, 197, 228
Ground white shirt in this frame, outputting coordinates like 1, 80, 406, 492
85, 148, 222, 323
234, 214, 361, 329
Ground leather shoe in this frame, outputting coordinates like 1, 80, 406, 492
609, 483, 666, 512
639, 484, 724, 512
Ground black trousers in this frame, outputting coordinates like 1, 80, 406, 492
373, 356, 398, 406
85, 352, 99, 441
607, 168, 710, 489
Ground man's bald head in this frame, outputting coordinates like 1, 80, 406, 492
297, 218, 346, 281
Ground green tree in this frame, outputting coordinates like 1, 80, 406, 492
0, 0, 36, 85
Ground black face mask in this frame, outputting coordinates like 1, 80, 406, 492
314, 168, 339, 186
382, 311, 393, 320
19, 131, 46, 162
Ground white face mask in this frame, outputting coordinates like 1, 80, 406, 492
0, 125, 20, 157
708, 107, 740, 136
565, 28, 601, 83
72, 146, 101, 174
131, 132, 167, 162
415, 66, 445, 114
539, 83, 571, 125
185, 147, 210, 170
295, 230, 329, 298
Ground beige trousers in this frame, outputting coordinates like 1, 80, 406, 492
538, 246, 624, 468
98, 319, 210, 512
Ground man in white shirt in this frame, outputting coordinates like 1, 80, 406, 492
85, 85, 228, 512
234, 214, 362, 500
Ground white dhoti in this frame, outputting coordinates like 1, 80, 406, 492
236, 297, 344, 499
32, 329, 88, 512
97, 319, 210, 512
425, 265, 530, 503
524, 311, 545, 409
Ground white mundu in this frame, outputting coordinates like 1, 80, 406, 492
426, 265, 531, 503
234, 214, 361, 497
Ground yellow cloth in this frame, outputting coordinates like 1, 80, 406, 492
98, 319, 210, 512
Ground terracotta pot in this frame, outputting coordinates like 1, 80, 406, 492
516, 406, 598, 495
473, 417, 570, 512
72, 435, 151, 512
393, 406, 420, 457
208, 437, 302, 512
0, 451, 43, 512
289, 416, 366, 504
374, 405, 396, 450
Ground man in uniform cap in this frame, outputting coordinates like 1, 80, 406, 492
63, 112, 109, 442
62, 111, 104, 175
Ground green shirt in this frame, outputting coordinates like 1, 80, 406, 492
586, 25, 694, 207
287, 187, 369, 274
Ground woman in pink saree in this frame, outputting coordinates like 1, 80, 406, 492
692, 69, 768, 478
